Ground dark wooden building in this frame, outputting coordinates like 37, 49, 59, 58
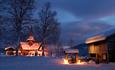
5, 47, 16, 56
106, 33, 115, 62
85, 32, 115, 63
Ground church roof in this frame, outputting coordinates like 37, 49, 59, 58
19, 25, 43, 51
20, 42, 41, 50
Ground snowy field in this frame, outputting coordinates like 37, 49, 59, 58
0, 56, 115, 70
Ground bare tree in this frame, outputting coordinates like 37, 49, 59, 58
0, 0, 35, 56
5, 0, 35, 46
37, 2, 60, 56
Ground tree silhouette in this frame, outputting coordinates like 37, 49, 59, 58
37, 2, 60, 56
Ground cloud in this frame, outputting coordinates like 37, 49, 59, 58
38, 0, 115, 44
96, 15, 115, 25
38, 0, 115, 25
54, 9, 82, 23
60, 21, 113, 44
39, 0, 115, 17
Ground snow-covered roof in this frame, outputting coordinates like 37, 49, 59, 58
20, 42, 41, 50
85, 28, 115, 44
65, 49, 79, 53
85, 35, 106, 44
5, 47, 15, 50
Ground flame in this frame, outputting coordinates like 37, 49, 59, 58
63, 59, 69, 64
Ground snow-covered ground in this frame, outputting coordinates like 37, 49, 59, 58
0, 56, 115, 70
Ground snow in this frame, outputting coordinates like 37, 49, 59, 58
85, 35, 106, 44
85, 28, 115, 42
65, 49, 79, 53
75, 28, 115, 45
0, 56, 115, 70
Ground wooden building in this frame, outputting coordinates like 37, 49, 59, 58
64, 49, 79, 64
5, 47, 16, 56
85, 31, 115, 62
18, 27, 48, 56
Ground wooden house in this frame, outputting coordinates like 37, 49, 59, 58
85, 30, 115, 63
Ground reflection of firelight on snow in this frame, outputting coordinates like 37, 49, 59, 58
63, 59, 85, 65
63, 59, 69, 64
76, 60, 84, 65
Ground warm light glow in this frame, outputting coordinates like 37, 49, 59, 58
85, 35, 106, 44
76, 60, 84, 65
63, 59, 69, 64
63, 59, 85, 65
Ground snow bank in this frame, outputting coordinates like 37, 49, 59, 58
0, 56, 115, 70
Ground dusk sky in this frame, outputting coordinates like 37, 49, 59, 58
37, 0, 115, 44
38, 0, 115, 24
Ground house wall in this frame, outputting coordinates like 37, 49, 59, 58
18, 46, 48, 56
6, 51, 16, 56
88, 41, 108, 63
5, 47, 16, 56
